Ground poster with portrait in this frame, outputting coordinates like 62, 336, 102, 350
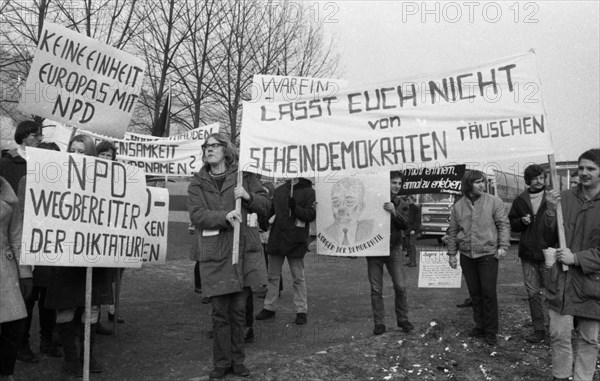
316, 172, 390, 256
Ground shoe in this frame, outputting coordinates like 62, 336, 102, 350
194, 287, 202, 293
17, 343, 39, 363
295, 313, 307, 325
255, 309, 275, 320
456, 298, 473, 308
373, 324, 386, 335
95, 322, 114, 336
57, 322, 83, 377
40, 338, 62, 358
398, 321, 414, 333
525, 330, 546, 343
484, 333, 497, 346
244, 327, 255, 343
405, 262, 417, 267
202, 297, 212, 304
208, 367, 230, 380
232, 364, 250, 377
108, 312, 125, 323
468, 327, 485, 337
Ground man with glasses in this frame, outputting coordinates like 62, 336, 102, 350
508, 164, 551, 344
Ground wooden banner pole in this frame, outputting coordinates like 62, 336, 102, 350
548, 154, 569, 272
232, 169, 243, 264
83, 267, 92, 381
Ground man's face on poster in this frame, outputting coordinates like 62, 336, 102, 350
331, 183, 364, 225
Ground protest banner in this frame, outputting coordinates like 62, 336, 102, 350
316, 172, 390, 256
20, 148, 148, 268
18, 22, 145, 138
142, 187, 169, 264
124, 123, 219, 142
53, 127, 204, 177
240, 52, 552, 178
252, 74, 347, 102
398, 164, 466, 196
417, 251, 462, 288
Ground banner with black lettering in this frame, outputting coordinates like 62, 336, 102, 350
18, 22, 145, 138
142, 187, 169, 264
21, 148, 148, 268
54, 127, 205, 177
252, 74, 347, 102
124, 123, 218, 142
398, 164, 466, 196
240, 52, 551, 178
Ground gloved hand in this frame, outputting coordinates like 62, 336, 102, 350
288, 197, 296, 212
20, 277, 34, 300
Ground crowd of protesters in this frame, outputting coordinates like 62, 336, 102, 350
1, 121, 598, 381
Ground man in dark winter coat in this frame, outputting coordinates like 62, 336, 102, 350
255, 178, 316, 325
508, 164, 552, 344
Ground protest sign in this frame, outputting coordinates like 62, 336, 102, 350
417, 251, 462, 288
18, 22, 145, 138
124, 123, 219, 142
398, 164, 466, 196
316, 172, 390, 256
54, 127, 204, 177
252, 74, 347, 102
142, 187, 169, 264
20, 148, 147, 268
240, 52, 552, 178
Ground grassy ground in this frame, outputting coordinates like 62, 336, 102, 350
14, 239, 600, 380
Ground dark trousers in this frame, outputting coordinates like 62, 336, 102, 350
244, 287, 253, 328
366, 246, 409, 325
23, 286, 56, 345
263, 244, 283, 292
211, 290, 247, 368
194, 262, 201, 290
460, 254, 499, 335
0, 318, 26, 376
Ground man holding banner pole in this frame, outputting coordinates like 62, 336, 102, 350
542, 148, 600, 381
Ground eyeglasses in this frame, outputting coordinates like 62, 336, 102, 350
202, 143, 223, 150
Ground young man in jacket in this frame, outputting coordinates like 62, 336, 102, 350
255, 178, 316, 325
447, 170, 510, 346
367, 171, 414, 335
508, 164, 552, 343
543, 148, 600, 381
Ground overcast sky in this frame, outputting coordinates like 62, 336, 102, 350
323, 0, 599, 166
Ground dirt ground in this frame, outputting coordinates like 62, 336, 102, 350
14, 239, 600, 381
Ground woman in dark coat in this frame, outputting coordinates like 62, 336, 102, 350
188, 133, 269, 380
44, 134, 113, 377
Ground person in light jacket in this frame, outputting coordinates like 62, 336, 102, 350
447, 170, 510, 346
188, 133, 269, 380
0, 176, 33, 380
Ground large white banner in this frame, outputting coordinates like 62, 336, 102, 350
316, 172, 390, 256
18, 23, 145, 138
240, 52, 552, 178
54, 127, 205, 177
21, 149, 148, 268
124, 123, 219, 142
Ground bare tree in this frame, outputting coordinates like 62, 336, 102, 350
133, 0, 192, 133
171, 0, 223, 131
